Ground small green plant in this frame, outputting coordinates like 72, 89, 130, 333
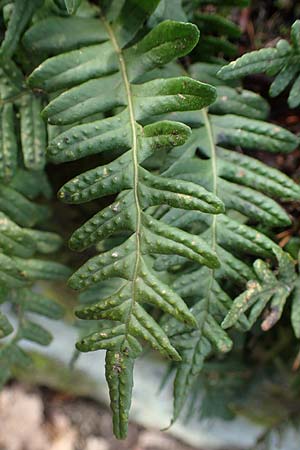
0, 0, 300, 442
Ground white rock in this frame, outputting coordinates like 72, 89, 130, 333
85, 436, 109, 450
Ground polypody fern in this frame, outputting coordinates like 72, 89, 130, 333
0, 0, 299, 441
25, 1, 229, 438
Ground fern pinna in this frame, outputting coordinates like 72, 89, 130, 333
25, 1, 229, 438
0, 0, 70, 387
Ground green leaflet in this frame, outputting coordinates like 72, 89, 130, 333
0, 103, 18, 182
26, 7, 224, 437
150, 77, 297, 152
0, 207, 69, 374
195, 12, 241, 39
193, 15, 238, 61
0, 184, 50, 227
0, 343, 32, 370
19, 93, 47, 171
218, 20, 300, 108
13, 288, 65, 319
211, 86, 270, 119
0, 212, 36, 258
22, 16, 108, 56
23, 0, 160, 56
13, 257, 71, 281
291, 254, 300, 338
24, 229, 63, 254
0, 62, 47, 180
18, 320, 53, 346
105, 350, 134, 440
209, 114, 298, 153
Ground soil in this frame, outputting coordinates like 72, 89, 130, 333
0, 383, 203, 450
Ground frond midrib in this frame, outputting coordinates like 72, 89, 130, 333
200, 109, 218, 320
100, 10, 141, 345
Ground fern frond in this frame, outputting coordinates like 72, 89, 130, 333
222, 247, 300, 339
0, 59, 47, 178
0, 0, 44, 59
0, 171, 70, 388
0, 2, 70, 391
148, 0, 248, 62
218, 20, 300, 108
222, 249, 296, 331
186, 0, 249, 62
163, 268, 234, 424
152, 59, 300, 423
26, 4, 226, 437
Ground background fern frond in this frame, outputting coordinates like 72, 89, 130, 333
218, 20, 300, 108
150, 57, 300, 422
0, 0, 70, 390
0, 0, 44, 59
222, 249, 296, 332
186, 0, 249, 62
149, 0, 249, 62
0, 41, 48, 177
0, 170, 70, 388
